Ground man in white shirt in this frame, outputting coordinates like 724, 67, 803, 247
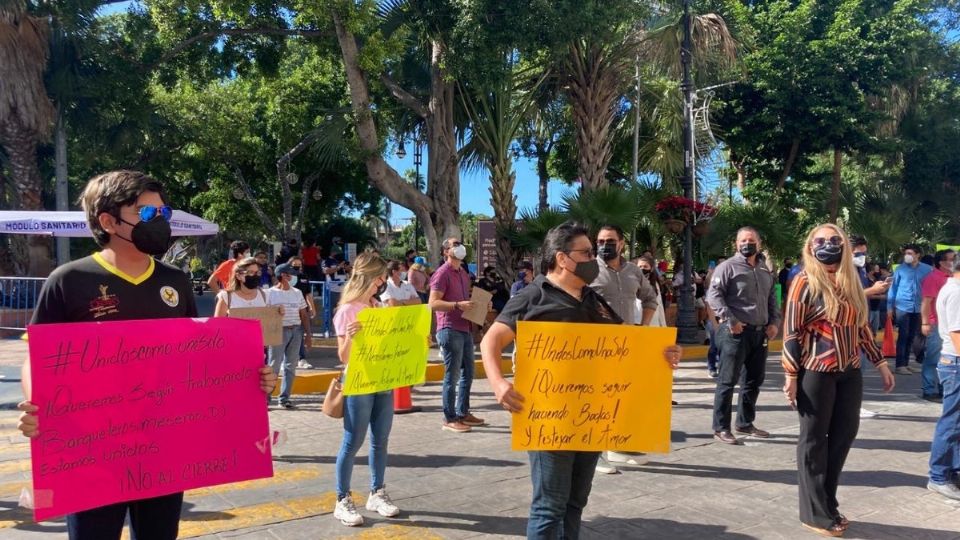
268, 263, 312, 409
381, 260, 421, 306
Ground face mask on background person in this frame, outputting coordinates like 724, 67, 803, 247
852, 253, 866, 268
243, 275, 260, 289
599, 243, 618, 261
452, 244, 467, 260
288, 274, 298, 286
904, 254, 915, 264
739, 242, 758, 257
572, 259, 600, 284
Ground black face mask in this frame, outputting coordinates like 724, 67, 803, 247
375, 282, 387, 298
739, 242, 758, 257
117, 216, 172, 257
243, 275, 260, 289
814, 245, 844, 265
641, 269, 652, 276
599, 243, 619, 261
572, 259, 600, 284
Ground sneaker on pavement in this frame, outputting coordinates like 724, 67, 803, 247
595, 456, 619, 474
334, 495, 364, 526
366, 488, 400, 517
895, 366, 912, 375
859, 407, 878, 418
606, 451, 649, 466
927, 481, 960, 501
708, 369, 718, 379
461, 414, 486, 427
442, 421, 471, 433
280, 401, 296, 410
297, 359, 311, 369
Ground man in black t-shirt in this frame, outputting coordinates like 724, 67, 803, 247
17, 170, 278, 540
480, 222, 682, 539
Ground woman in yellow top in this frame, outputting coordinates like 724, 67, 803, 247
782, 224, 895, 537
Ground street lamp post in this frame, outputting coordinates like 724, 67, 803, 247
677, 0, 700, 344
413, 136, 423, 251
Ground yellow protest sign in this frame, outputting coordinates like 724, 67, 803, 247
512, 321, 676, 453
343, 304, 432, 396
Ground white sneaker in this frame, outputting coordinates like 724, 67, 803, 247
606, 451, 649, 466
334, 495, 364, 526
909, 364, 923, 373
595, 456, 619, 474
297, 359, 311, 369
365, 488, 400, 517
859, 408, 878, 418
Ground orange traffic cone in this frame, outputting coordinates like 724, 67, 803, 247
393, 386, 421, 414
882, 317, 896, 358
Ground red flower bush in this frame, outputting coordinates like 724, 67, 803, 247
655, 196, 717, 223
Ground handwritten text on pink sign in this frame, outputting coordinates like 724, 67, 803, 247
27, 317, 273, 521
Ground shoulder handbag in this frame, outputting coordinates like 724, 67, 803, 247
322, 371, 344, 418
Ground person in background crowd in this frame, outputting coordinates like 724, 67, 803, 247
849, 235, 892, 419
287, 256, 317, 369
707, 227, 781, 445
926, 255, 960, 502
17, 170, 277, 540
381, 260, 421, 307
254, 251, 274, 287
208, 240, 249, 294
479, 222, 683, 540
887, 243, 933, 375
704, 257, 727, 378
404, 249, 417, 268
275, 238, 299, 266
920, 249, 956, 402
408, 256, 430, 304
782, 224, 894, 537
511, 261, 535, 297
477, 266, 510, 313
429, 237, 485, 433
213, 257, 270, 316
331, 254, 402, 527
636, 256, 666, 327
779, 258, 794, 304
268, 263, 312, 409
301, 239, 320, 281
866, 263, 883, 333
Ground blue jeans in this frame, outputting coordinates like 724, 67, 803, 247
268, 326, 302, 404
929, 355, 960, 484
335, 389, 394, 498
922, 331, 944, 397
66, 492, 183, 540
527, 451, 600, 539
437, 328, 474, 422
894, 311, 921, 368
868, 310, 881, 334
706, 319, 719, 371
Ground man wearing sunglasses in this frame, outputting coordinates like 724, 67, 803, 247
17, 170, 278, 540
707, 226, 781, 445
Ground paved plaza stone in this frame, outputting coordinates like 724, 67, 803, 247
1, 347, 959, 539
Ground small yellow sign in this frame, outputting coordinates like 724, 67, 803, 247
512, 321, 676, 453
343, 304, 432, 396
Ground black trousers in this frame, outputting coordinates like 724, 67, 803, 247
796, 368, 862, 529
66, 492, 183, 540
712, 325, 768, 432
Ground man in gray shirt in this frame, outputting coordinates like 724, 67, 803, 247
589, 224, 659, 473
706, 226, 781, 445
591, 225, 658, 325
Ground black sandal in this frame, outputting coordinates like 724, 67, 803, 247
802, 521, 845, 538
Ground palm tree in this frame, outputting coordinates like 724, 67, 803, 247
0, 1, 55, 275
460, 63, 546, 282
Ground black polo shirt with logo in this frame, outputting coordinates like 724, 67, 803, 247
31, 253, 198, 325
495, 275, 623, 329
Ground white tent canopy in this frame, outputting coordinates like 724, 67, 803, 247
0, 210, 219, 238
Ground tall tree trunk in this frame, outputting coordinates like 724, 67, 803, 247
0, 118, 51, 276
829, 147, 843, 223
537, 146, 549, 212
490, 164, 520, 283
331, 11, 458, 265
775, 138, 800, 192
566, 41, 619, 192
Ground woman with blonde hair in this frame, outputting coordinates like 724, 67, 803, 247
331, 253, 400, 527
782, 224, 895, 537
213, 256, 268, 316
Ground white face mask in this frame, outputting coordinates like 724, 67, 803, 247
452, 244, 467, 260
288, 275, 298, 286
904, 254, 915, 264
853, 254, 866, 268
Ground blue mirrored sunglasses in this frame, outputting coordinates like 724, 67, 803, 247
138, 205, 173, 222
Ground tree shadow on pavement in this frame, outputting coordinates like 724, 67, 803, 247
852, 438, 932, 453
845, 521, 960, 539
582, 517, 756, 539
0, 499, 67, 534
639, 462, 928, 489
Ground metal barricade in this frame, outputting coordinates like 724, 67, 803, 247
0, 277, 45, 333
309, 279, 347, 338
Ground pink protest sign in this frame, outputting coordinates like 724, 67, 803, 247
27, 317, 273, 521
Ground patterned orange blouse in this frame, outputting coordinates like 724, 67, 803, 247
782, 273, 885, 378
